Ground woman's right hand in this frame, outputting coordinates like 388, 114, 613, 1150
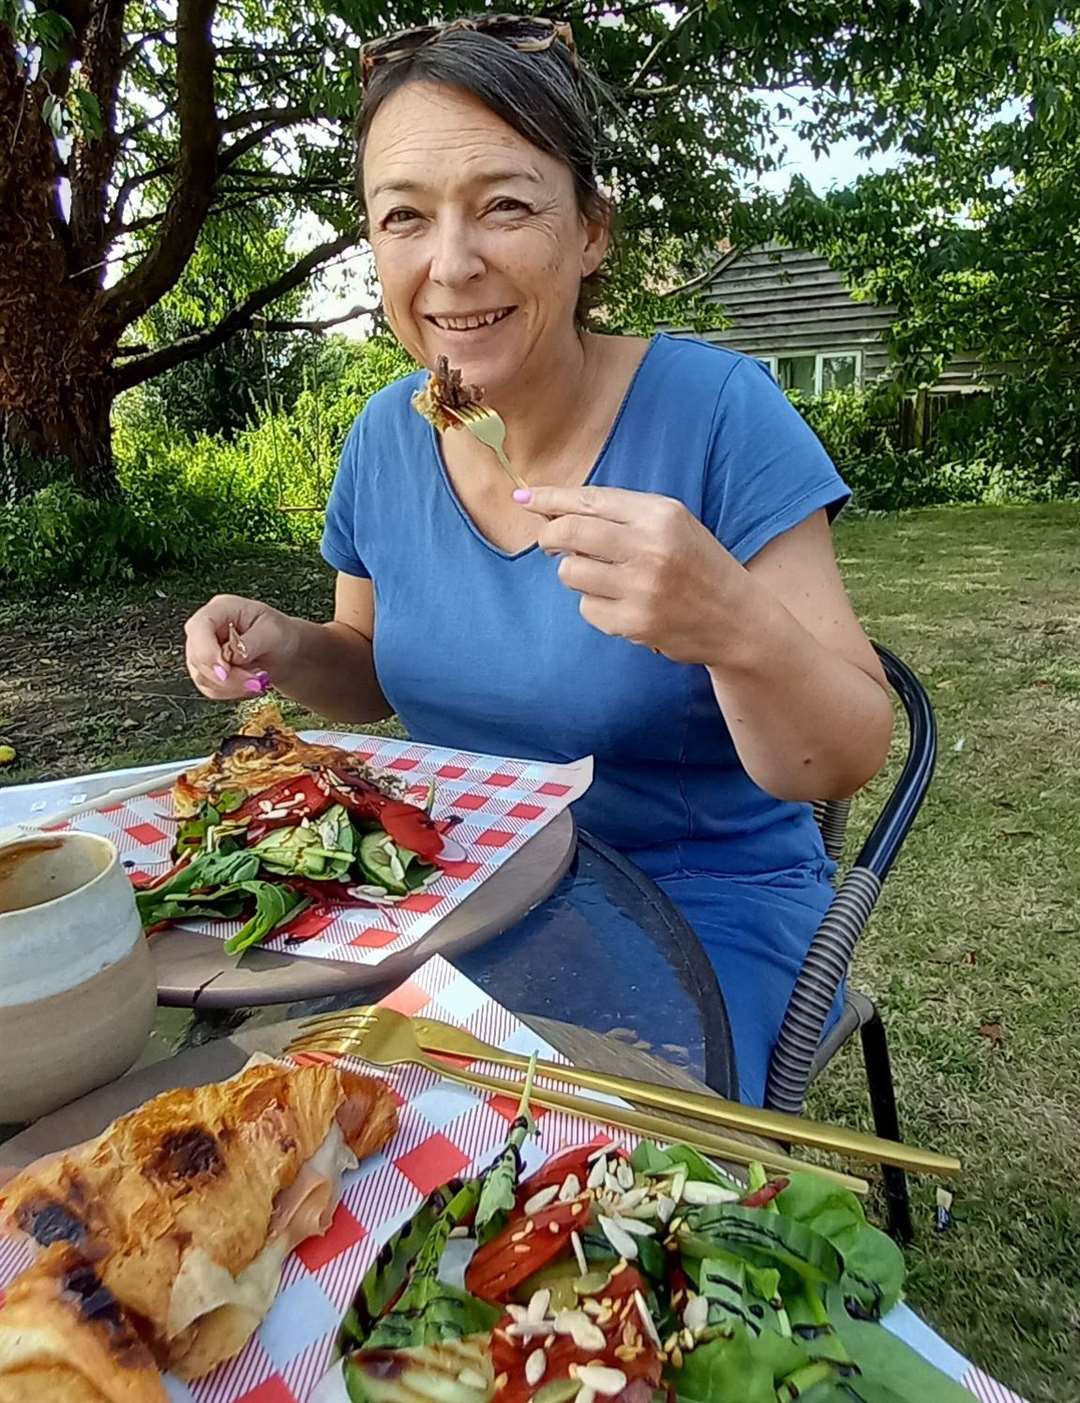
184, 594, 299, 700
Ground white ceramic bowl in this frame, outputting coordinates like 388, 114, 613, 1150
0, 832, 156, 1123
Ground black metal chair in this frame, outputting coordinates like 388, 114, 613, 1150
764, 644, 937, 1242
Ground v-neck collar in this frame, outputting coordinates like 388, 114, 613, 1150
427, 334, 663, 561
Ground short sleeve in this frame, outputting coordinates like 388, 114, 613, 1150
703, 356, 850, 565
320, 414, 371, 578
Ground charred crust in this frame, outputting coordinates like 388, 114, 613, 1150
149, 1126, 223, 1182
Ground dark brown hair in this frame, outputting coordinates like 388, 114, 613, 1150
355, 22, 612, 320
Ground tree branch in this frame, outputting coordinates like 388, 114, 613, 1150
112, 229, 357, 389
218, 108, 315, 171
100, 0, 219, 334
252, 301, 378, 333
104, 161, 173, 239
629, 4, 704, 89
68, 0, 127, 275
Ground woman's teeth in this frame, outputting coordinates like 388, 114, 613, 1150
429, 308, 512, 331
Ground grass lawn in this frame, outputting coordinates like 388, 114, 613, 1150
3, 502, 1078, 1399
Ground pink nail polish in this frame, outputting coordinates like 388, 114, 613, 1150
213, 665, 228, 682
244, 677, 266, 694
512, 487, 532, 504
254, 670, 270, 685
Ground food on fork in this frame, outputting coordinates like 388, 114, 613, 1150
411, 355, 485, 432
0, 1057, 396, 1393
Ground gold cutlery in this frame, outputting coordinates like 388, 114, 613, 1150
286, 1006, 869, 1194
389, 1012, 958, 1178
444, 402, 528, 490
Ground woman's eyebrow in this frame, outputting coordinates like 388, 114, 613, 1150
368, 168, 543, 201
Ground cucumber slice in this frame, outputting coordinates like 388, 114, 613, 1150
358, 831, 408, 896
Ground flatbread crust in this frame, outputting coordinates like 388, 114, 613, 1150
173, 703, 400, 816
0, 1245, 165, 1403
0, 1057, 396, 1383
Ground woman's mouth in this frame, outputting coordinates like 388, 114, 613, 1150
425, 307, 516, 332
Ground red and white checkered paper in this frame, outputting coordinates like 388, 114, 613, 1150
0, 956, 1025, 1403
48, 732, 592, 966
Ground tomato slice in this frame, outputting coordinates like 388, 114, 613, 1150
233, 775, 332, 828
512, 1147, 622, 1212
465, 1199, 593, 1302
491, 1265, 663, 1403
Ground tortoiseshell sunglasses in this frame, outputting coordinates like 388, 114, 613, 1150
360, 14, 578, 89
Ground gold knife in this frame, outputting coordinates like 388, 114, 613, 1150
407, 1014, 959, 1178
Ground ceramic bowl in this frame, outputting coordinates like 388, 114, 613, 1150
0, 832, 156, 1124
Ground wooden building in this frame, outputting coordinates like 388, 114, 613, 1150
690, 245, 986, 403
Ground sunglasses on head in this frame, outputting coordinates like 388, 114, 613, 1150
360, 14, 578, 89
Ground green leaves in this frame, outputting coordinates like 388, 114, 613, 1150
222, 882, 309, 954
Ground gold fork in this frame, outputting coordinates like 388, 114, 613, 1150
444, 403, 528, 490
286, 1006, 869, 1193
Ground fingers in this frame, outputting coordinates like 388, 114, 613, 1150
516, 484, 649, 523
538, 513, 629, 563
184, 595, 274, 700
556, 554, 621, 598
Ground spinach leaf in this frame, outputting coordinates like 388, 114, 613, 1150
223, 882, 309, 954
629, 1141, 743, 1193
475, 1054, 537, 1242
776, 1174, 905, 1317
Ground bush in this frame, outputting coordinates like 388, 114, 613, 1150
1, 336, 415, 594
790, 380, 1080, 511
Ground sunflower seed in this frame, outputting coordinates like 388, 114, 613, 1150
586, 1157, 608, 1191
633, 1291, 662, 1348
457, 1369, 489, 1390
616, 1187, 647, 1211
604, 1172, 623, 1195
554, 1311, 606, 1352
570, 1229, 588, 1275
524, 1184, 560, 1216
527, 1289, 551, 1324
681, 1329, 696, 1351
681, 1180, 740, 1206
575, 1365, 627, 1396
683, 1294, 709, 1333
525, 1349, 547, 1386
598, 1216, 638, 1260
506, 1321, 551, 1340
558, 1173, 582, 1202
576, 1388, 597, 1403
616, 1161, 635, 1190
610, 1216, 654, 1237
671, 1171, 687, 1203
655, 1194, 676, 1224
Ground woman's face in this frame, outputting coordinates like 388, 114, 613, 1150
363, 80, 608, 399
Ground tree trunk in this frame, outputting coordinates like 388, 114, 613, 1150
2, 377, 116, 498
0, 29, 120, 499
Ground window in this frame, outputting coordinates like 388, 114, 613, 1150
759, 351, 862, 396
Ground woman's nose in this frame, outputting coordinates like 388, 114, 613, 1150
428, 214, 485, 287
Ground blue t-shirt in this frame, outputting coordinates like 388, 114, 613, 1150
322, 333, 849, 878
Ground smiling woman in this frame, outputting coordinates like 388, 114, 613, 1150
183, 14, 895, 1107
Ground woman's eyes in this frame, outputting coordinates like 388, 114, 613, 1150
379, 198, 531, 229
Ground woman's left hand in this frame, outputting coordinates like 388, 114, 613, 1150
518, 485, 747, 664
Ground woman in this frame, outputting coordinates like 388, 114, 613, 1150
185, 16, 893, 1105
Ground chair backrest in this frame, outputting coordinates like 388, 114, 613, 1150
765, 644, 937, 1113
812, 646, 936, 879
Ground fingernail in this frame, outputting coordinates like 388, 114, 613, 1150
213, 665, 228, 682
254, 670, 270, 685
244, 677, 267, 694
512, 487, 532, 503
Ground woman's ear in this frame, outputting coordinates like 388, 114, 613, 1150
581, 205, 611, 278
